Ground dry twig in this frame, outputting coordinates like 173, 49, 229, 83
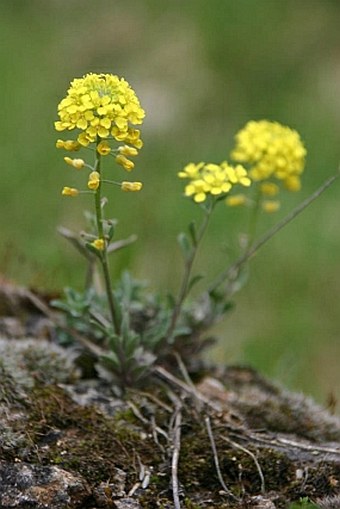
204, 416, 239, 501
221, 435, 265, 494
171, 406, 183, 509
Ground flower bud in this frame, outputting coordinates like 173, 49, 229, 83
87, 171, 100, 190
62, 186, 79, 197
262, 200, 280, 213
118, 145, 138, 157
121, 181, 143, 192
225, 194, 246, 207
64, 157, 85, 170
260, 182, 279, 196
116, 154, 135, 171
91, 238, 105, 250
97, 140, 111, 156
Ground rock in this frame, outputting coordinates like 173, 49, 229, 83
0, 335, 339, 508
0, 461, 90, 508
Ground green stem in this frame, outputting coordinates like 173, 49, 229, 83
94, 146, 121, 335
208, 173, 339, 295
167, 200, 214, 340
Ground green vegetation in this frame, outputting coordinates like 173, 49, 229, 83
1, 1, 339, 402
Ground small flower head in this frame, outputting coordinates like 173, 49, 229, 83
231, 120, 306, 190
91, 238, 105, 250
55, 73, 145, 147
87, 171, 100, 190
64, 157, 85, 170
121, 181, 143, 192
179, 161, 251, 203
116, 154, 135, 171
61, 186, 79, 197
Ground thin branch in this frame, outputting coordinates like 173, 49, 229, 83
174, 352, 203, 412
167, 202, 213, 340
221, 435, 265, 494
209, 173, 339, 293
205, 416, 238, 501
107, 234, 137, 253
154, 365, 221, 412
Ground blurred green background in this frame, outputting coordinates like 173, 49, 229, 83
1, 0, 339, 406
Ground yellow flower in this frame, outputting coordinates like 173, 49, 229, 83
125, 128, 143, 149
231, 120, 306, 188
87, 171, 100, 190
225, 194, 247, 207
179, 161, 251, 203
55, 73, 145, 147
118, 145, 138, 157
61, 186, 79, 197
91, 238, 105, 250
178, 162, 204, 180
262, 200, 280, 213
121, 181, 143, 192
116, 154, 135, 171
64, 157, 85, 170
97, 140, 111, 156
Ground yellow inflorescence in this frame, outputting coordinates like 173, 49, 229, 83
178, 161, 251, 203
121, 181, 143, 192
231, 120, 306, 190
55, 73, 145, 149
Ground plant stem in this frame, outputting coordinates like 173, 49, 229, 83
208, 173, 339, 294
167, 200, 214, 340
94, 146, 121, 335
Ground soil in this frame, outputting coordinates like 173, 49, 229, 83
0, 279, 339, 509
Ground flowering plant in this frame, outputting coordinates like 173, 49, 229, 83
53, 73, 337, 392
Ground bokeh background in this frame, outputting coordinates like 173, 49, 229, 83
1, 0, 339, 406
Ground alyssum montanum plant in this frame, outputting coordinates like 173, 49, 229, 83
54, 72, 337, 391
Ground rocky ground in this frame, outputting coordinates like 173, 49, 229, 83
0, 280, 339, 509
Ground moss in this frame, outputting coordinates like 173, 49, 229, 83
1, 342, 339, 508
16, 384, 156, 484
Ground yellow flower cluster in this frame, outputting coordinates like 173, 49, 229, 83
178, 162, 251, 203
231, 120, 306, 191
55, 73, 145, 149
